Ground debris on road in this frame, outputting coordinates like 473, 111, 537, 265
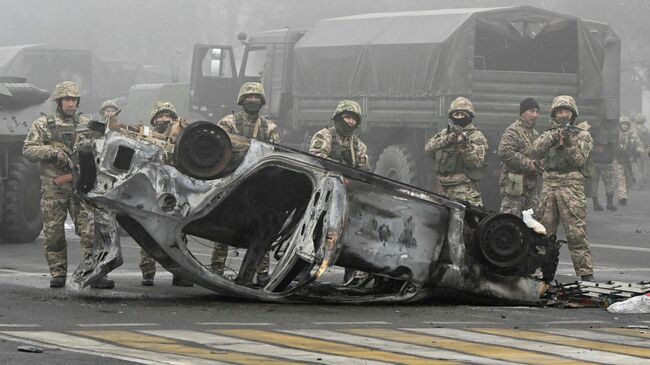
17, 346, 43, 353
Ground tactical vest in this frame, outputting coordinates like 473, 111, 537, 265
327, 127, 359, 168
46, 113, 79, 152
434, 129, 486, 181
544, 144, 591, 178
234, 112, 269, 141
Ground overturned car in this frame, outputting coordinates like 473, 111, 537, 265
72, 121, 559, 304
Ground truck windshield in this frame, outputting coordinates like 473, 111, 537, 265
243, 47, 267, 78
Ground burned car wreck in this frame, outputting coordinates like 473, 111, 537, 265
72, 121, 559, 304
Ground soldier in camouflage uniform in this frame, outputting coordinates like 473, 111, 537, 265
211, 82, 279, 286
497, 97, 542, 217
612, 116, 643, 206
425, 97, 488, 206
590, 126, 617, 211
139, 101, 194, 287
632, 113, 650, 187
529, 95, 594, 281
309, 99, 370, 286
23, 81, 114, 289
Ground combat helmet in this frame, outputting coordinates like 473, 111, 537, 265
51, 81, 81, 101
634, 113, 646, 125
331, 100, 362, 123
237, 82, 266, 105
619, 115, 632, 126
448, 97, 475, 118
149, 101, 178, 125
550, 95, 579, 121
99, 99, 119, 114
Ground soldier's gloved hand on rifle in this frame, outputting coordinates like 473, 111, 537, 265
529, 160, 544, 175
52, 147, 73, 171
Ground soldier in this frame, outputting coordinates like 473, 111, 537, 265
425, 97, 488, 206
529, 95, 594, 281
497, 97, 542, 217
23, 81, 114, 289
309, 99, 370, 285
590, 126, 617, 211
139, 101, 194, 287
99, 99, 119, 121
309, 100, 370, 171
612, 116, 642, 206
633, 113, 650, 187
211, 82, 279, 286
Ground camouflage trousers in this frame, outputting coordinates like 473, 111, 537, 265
537, 180, 593, 277
612, 160, 628, 200
139, 249, 156, 279
211, 242, 269, 275
591, 162, 616, 197
499, 187, 538, 218
41, 182, 94, 278
440, 182, 483, 207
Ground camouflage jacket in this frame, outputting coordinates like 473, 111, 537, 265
530, 120, 593, 182
23, 111, 89, 180
497, 118, 540, 189
217, 111, 280, 143
309, 127, 370, 171
633, 124, 650, 147
425, 123, 488, 185
616, 129, 643, 163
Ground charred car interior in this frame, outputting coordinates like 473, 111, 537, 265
72, 121, 560, 304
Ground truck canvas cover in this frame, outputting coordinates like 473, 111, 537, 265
293, 6, 612, 99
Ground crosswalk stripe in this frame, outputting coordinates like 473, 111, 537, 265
345, 328, 589, 365
540, 328, 650, 348
74, 330, 301, 365
598, 327, 650, 339
285, 329, 517, 365
473, 328, 650, 359
0, 330, 221, 365
215, 329, 457, 365
410, 328, 650, 365
144, 329, 390, 365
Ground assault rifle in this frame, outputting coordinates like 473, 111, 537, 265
557, 122, 581, 146
447, 120, 470, 144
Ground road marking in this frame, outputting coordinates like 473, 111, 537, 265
345, 328, 590, 365
540, 320, 608, 325
196, 322, 273, 326
598, 327, 650, 339
423, 321, 498, 325
312, 321, 391, 325
215, 329, 457, 365
145, 329, 388, 365
0, 324, 41, 328
540, 328, 650, 348
0, 330, 221, 365
590, 243, 650, 253
471, 328, 650, 363
77, 323, 159, 328
75, 330, 299, 364
284, 329, 513, 365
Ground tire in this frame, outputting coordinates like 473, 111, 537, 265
374, 144, 418, 185
0, 157, 43, 243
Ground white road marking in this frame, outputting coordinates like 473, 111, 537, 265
540, 320, 608, 325
590, 243, 650, 253
284, 329, 517, 365
422, 321, 498, 325
77, 323, 159, 328
0, 324, 41, 328
312, 321, 391, 325
541, 328, 650, 347
0, 331, 226, 365
409, 328, 650, 365
145, 329, 390, 365
196, 322, 273, 326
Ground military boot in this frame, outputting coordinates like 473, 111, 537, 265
592, 197, 603, 211
91, 275, 115, 289
141, 275, 154, 286
606, 194, 617, 211
49, 276, 66, 288
580, 274, 595, 282
619, 197, 627, 206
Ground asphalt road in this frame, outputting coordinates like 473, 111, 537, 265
0, 189, 649, 364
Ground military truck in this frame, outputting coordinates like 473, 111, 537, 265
189, 6, 620, 209
0, 77, 49, 242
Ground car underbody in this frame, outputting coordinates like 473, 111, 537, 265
71, 121, 560, 304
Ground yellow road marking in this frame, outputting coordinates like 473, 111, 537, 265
214, 329, 457, 365
598, 328, 650, 339
474, 328, 650, 358
73, 330, 301, 364
346, 328, 591, 365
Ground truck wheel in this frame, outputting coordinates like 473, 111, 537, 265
0, 158, 43, 243
374, 144, 418, 185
